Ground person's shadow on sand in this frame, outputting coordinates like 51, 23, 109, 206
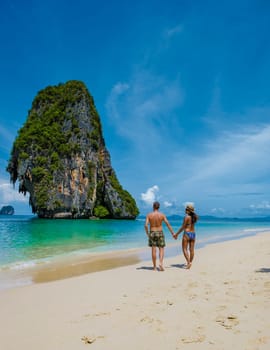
170, 263, 186, 269
256, 267, 270, 273
137, 264, 188, 271
136, 266, 155, 271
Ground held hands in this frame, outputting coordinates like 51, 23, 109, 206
172, 233, 179, 240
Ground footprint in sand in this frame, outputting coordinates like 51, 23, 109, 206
180, 334, 206, 344
140, 316, 154, 323
188, 282, 198, 288
255, 336, 269, 345
264, 281, 270, 290
84, 311, 111, 318
81, 335, 105, 344
188, 293, 197, 300
215, 315, 239, 329
216, 305, 227, 311
81, 336, 96, 344
140, 316, 164, 332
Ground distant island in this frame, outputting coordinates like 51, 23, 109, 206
0, 205, 15, 215
138, 214, 270, 222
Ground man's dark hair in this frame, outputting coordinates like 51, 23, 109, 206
153, 201, 160, 209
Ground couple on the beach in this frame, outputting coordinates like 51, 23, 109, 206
144, 201, 198, 271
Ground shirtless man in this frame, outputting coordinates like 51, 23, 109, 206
174, 204, 198, 269
144, 201, 174, 271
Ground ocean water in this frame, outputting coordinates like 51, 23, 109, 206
0, 215, 270, 289
1, 215, 270, 269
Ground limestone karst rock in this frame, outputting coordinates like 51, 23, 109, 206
7, 81, 139, 219
0, 205, 15, 215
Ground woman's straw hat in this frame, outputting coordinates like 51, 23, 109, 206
186, 204, 194, 212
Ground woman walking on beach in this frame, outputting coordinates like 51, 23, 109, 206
174, 204, 198, 269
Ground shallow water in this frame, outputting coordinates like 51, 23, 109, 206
0, 215, 269, 289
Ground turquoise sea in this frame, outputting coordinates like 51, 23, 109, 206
0, 215, 270, 289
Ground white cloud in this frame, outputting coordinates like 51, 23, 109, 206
0, 125, 14, 151
163, 201, 172, 207
0, 180, 29, 205
249, 201, 270, 210
164, 24, 183, 38
106, 82, 130, 122
170, 124, 270, 191
141, 185, 159, 205
106, 70, 184, 148
104, 33, 270, 217
211, 207, 225, 214
112, 82, 130, 95
154, 120, 270, 218
245, 201, 270, 216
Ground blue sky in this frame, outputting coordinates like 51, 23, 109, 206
0, 0, 270, 217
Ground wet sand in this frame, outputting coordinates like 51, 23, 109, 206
32, 252, 142, 283
0, 242, 181, 289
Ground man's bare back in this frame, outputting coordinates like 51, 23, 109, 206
146, 212, 167, 231
144, 201, 174, 271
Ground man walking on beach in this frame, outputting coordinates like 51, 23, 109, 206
144, 201, 174, 271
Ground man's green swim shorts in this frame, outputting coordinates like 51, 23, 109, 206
148, 231, 166, 248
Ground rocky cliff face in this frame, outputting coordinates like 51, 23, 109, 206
7, 81, 139, 219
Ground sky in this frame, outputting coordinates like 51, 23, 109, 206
0, 0, 270, 217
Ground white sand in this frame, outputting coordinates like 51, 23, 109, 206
0, 233, 270, 350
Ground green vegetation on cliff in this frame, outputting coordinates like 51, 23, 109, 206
109, 173, 139, 216
11, 81, 101, 182
7, 80, 139, 219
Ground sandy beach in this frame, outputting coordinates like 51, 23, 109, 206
0, 232, 269, 350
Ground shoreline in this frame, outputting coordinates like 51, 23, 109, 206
0, 232, 269, 349
0, 229, 268, 290
24, 229, 265, 284
1, 215, 270, 288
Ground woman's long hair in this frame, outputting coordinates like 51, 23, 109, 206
186, 206, 198, 223
189, 211, 198, 224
